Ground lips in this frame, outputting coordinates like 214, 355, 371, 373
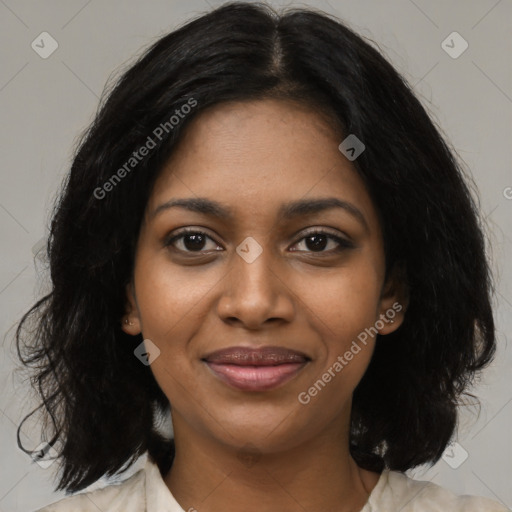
203, 346, 309, 365
202, 346, 310, 391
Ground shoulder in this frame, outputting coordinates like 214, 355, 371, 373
371, 470, 510, 511
33, 466, 146, 512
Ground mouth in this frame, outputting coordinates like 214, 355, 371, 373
202, 346, 310, 392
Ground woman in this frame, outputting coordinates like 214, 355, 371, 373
17, 2, 508, 511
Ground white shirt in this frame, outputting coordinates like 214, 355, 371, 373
35, 456, 509, 511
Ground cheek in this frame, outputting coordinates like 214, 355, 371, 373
131, 255, 208, 390
296, 260, 381, 388
300, 261, 382, 338
296, 270, 379, 412
134, 251, 220, 340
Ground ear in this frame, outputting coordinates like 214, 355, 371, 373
376, 262, 409, 335
121, 282, 142, 336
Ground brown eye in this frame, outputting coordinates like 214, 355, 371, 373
165, 229, 222, 253
290, 230, 354, 254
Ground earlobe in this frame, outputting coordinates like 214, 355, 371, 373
121, 282, 142, 335
377, 300, 406, 335
377, 263, 409, 335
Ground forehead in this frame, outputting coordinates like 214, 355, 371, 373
147, 99, 379, 231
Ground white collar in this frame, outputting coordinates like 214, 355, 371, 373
144, 456, 186, 512
142, 455, 392, 512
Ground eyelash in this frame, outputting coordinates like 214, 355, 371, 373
164, 227, 354, 256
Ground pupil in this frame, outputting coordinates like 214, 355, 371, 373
182, 234, 329, 252
184, 233, 205, 251
306, 234, 327, 251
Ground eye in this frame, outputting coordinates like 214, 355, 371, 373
165, 228, 222, 253
165, 227, 354, 255
290, 229, 354, 254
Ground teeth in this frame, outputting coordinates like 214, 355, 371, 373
231, 362, 289, 366
204, 347, 309, 365
222, 355, 303, 365
212, 358, 306, 366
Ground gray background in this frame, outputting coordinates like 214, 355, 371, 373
1, 0, 511, 511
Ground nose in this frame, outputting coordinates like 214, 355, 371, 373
216, 243, 295, 330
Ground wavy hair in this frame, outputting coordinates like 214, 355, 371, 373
16, 1, 496, 493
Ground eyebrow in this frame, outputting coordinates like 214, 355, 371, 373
151, 197, 368, 231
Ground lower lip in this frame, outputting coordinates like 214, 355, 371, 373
204, 362, 307, 391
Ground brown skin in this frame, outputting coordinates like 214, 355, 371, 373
122, 98, 408, 512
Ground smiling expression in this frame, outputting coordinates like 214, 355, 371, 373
122, 98, 405, 454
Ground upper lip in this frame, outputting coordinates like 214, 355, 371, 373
202, 346, 310, 366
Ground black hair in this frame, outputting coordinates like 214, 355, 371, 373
16, 1, 496, 493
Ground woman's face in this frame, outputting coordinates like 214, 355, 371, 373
123, 98, 405, 455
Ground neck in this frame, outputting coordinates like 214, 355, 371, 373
164, 413, 380, 512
